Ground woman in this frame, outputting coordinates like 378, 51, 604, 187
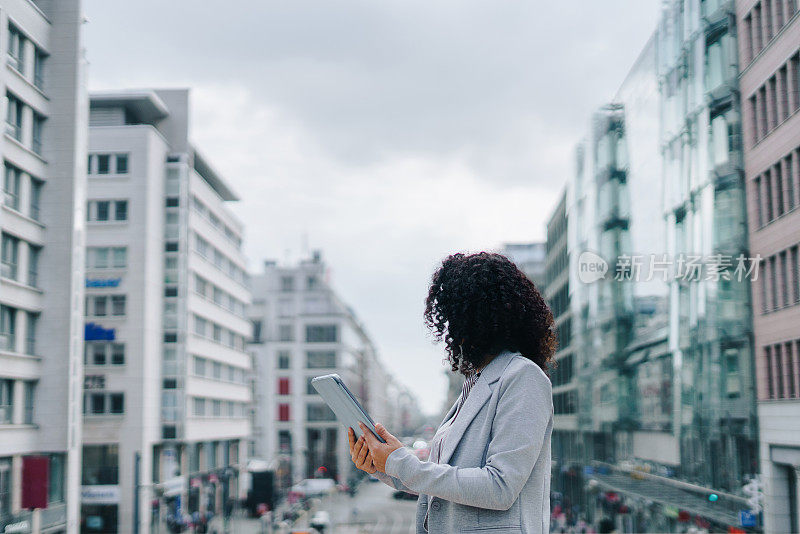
348, 251, 556, 533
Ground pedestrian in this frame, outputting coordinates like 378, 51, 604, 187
348, 252, 556, 533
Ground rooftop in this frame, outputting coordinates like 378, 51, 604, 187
90, 90, 170, 125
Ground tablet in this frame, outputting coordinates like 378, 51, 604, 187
311, 374, 386, 444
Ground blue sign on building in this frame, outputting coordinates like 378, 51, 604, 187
85, 278, 121, 288
739, 510, 757, 528
84, 322, 116, 341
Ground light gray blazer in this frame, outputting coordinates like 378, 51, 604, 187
377, 350, 553, 533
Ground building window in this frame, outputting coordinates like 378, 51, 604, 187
278, 324, 294, 342
96, 154, 110, 175
28, 245, 40, 287
0, 379, 13, 424
88, 393, 105, 414
109, 394, 124, 414
88, 200, 128, 222
280, 276, 294, 292
194, 356, 206, 376
26, 312, 37, 356
765, 346, 774, 398
306, 403, 336, 422
23, 381, 34, 424
194, 316, 207, 337
29, 178, 42, 221
81, 445, 119, 485
305, 325, 337, 343
31, 113, 44, 155
111, 295, 126, 316
111, 343, 124, 365
213, 324, 223, 343
7, 24, 25, 73
114, 200, 128, 221
1, 233, 19, 280
194, 398, 205, 416
83, 393, 124, 416
0, 306, 16, 352
85, 342, 125, 366
115, 154, 129, 174
48, 454, 65, 504
306, 351, 336, 369
33, 50, 45, 89
212, 361, 222, 379
277, 351, 291, 369
4, 93, 23, 141
278, 377, 290, 395
278, 403, 290, 421
3, 163, 20, 211
87, 295, 126, 317
0, 458, 10, 518
251, 320, 263, 343
86, 247, 127, 269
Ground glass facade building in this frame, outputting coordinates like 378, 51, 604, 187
548, 1, 761, 531
657, 0, 758, 492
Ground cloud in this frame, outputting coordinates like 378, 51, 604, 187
85, 0, 661, 413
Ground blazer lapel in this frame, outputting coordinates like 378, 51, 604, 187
438, 350, 517, 466
438, 379, 491, 466
439, 396, 459, 428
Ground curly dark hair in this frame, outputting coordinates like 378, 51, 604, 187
424, 251, 556, 376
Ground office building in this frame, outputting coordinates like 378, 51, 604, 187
544, 191, 582, 508
657, 0, 758, 497
0, 0, 87, 532
501, 242, 546, 288
82, 89, 251, 533
249, 252, 401, 492
548, 10, 762, 528
736, 0, 800, 531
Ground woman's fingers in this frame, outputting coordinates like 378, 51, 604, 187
349, 431, 374, 472
351, 437, 362, 462
357, 437, 370, 464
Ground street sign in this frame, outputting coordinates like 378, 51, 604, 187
739, 510, 757, 528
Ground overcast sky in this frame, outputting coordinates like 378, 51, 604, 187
84, 0, 660, 417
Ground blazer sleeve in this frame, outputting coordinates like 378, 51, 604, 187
384, 362, 551, 510
373, 471, 418, 494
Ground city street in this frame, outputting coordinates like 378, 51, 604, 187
302, 480, 417, 534
207, 480, 417, 534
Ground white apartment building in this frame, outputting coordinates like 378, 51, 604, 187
0, 1, 87, 532
249, 252, 393, 492
83, 89, 251, 534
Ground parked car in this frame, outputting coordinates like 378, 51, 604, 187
289, 478, 336, 498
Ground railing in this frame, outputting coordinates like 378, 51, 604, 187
0, 405, 12, 424
2, 191, 19, 211
5, 121, 21, 142
0, 333, 15, 353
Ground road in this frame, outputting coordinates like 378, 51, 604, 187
208, 479, 418, 534
302, 479, 418, 534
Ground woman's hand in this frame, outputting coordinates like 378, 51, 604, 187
348, 427, 377, 474
360, 422, 404, 473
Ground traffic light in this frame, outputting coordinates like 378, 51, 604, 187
742, 475, 764, 513
708, 493, 719, 502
